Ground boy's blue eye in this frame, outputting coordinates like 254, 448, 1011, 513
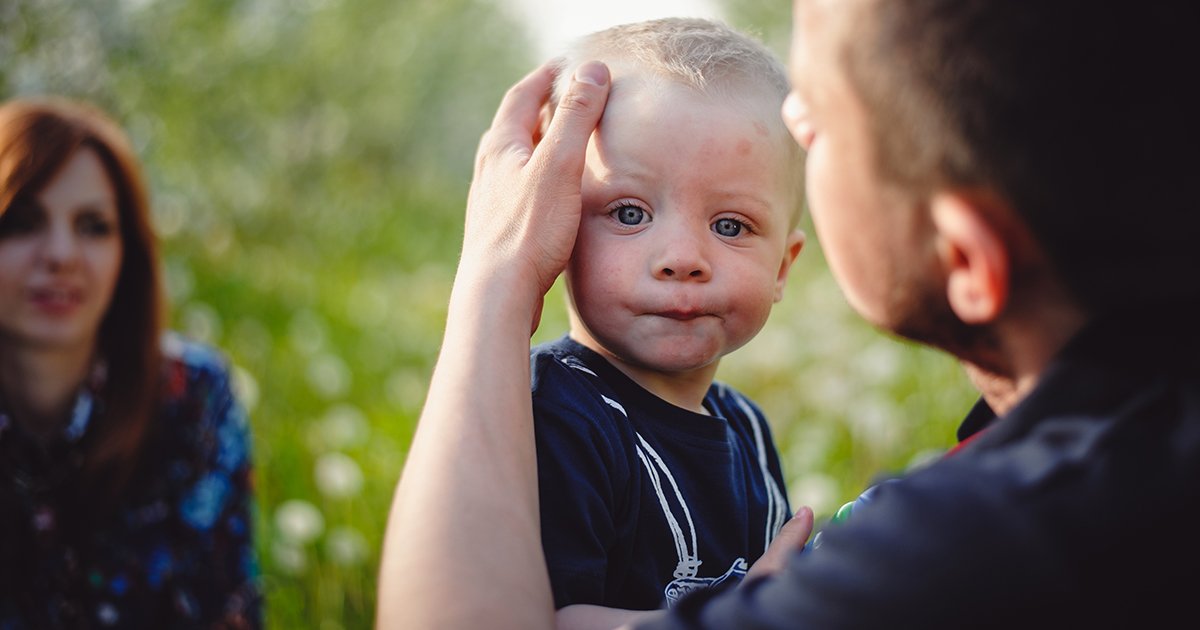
612, 204, 647, 226
712, 218, 744, 237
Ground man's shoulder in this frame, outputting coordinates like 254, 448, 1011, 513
970, 360, 1200, 498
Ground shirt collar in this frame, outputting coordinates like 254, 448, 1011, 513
62, 389, 94, 442
953, 304, 1200, 451
0, 359, 105, 444
957, 397, 995, 443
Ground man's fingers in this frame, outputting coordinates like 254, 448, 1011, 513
745, 506, 814, 582
776, 506, 814, 552
534, 61, 610, 175
485, 61, 559, 156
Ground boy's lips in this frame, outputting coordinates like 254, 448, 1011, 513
651, 309, 713, 321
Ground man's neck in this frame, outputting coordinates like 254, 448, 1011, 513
0, 341, 93, 441
962, 362, 1027, 416
963, 303, 1090, 416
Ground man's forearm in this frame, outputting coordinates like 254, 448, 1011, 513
378, 275, 554, 629
376, 59, 611, 629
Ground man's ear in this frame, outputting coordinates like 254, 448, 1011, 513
774, 228, 807, 303
930, 191, 1010, 324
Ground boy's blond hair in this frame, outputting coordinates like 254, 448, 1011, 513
551, 17, 805, 226
553, 17, 789, 99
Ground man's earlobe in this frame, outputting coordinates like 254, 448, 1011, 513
774, 229, 807, 303
931, 193, 1009, 324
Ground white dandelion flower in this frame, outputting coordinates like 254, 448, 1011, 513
314, 452, 364, 499
275, 499, 325, 545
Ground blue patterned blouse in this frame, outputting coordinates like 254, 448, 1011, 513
0, 334, 261, 629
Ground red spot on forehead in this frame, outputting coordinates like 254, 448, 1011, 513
737, 139, 753, 156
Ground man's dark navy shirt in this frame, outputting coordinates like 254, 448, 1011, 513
642, 310, 1200, 628
532, 336, 791, 611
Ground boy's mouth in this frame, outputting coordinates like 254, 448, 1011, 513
653, 309, 711, 321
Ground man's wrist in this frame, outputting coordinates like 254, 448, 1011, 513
450, 261, 544, 328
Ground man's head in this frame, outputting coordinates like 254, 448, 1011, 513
555, 18, 806, 386
785, 0, 1198, 367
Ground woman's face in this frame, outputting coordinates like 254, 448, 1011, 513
0, 147, 124, 355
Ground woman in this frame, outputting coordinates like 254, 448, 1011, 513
0, 98, 260, 628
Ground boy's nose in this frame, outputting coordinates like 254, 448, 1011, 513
652, 231, 712, 282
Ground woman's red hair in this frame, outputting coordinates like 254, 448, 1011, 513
0, 97, 164, 497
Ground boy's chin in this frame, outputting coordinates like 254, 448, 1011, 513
612, 341, 726, 376
572, 327, 735, 376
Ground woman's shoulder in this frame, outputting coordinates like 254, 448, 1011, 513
157, 332, 242, 426
153, 332, 252, 468
161, 332, 234, 379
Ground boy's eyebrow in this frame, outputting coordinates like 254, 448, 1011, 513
590, 166, 661, 192
709, 189, 777, 215
604, 167, 655, 182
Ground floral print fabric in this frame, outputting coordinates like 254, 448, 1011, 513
0, 334, 261, 629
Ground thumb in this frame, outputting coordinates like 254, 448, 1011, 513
745, 506, 814, 583
775, 506, 814, 552
535, 61, 611, 177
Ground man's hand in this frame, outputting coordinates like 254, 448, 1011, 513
745, 507, 814, 582
460, 60, 612, 331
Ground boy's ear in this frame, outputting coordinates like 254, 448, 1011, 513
930, 191, 1010, 324
774, 228, 807, 303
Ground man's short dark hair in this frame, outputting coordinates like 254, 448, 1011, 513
843, 0, 1199, 311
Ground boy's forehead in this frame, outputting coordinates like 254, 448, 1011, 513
605, 64, 785, 121
587, 78, 800, 208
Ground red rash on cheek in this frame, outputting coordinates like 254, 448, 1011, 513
736, 139, 753, 156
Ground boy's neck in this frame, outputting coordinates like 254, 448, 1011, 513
568, 332, 717, 415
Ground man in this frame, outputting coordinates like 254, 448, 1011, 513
379, 0, 1200, 627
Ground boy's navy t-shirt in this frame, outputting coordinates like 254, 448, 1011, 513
531, 336, 790, 610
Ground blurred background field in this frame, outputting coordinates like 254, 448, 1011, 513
2, 0, 976, 627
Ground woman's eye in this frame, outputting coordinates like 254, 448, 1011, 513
78, 213, 116, 237
712, 218, 745, 237
611, 204, 647, 226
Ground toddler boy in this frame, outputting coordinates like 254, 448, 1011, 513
531, 17, 806, 622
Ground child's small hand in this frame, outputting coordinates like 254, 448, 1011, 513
744, 506, 814, 582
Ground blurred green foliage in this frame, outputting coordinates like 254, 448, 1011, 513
3, 1, 976, 627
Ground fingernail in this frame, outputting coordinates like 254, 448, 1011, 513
574, 61, 609, 87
